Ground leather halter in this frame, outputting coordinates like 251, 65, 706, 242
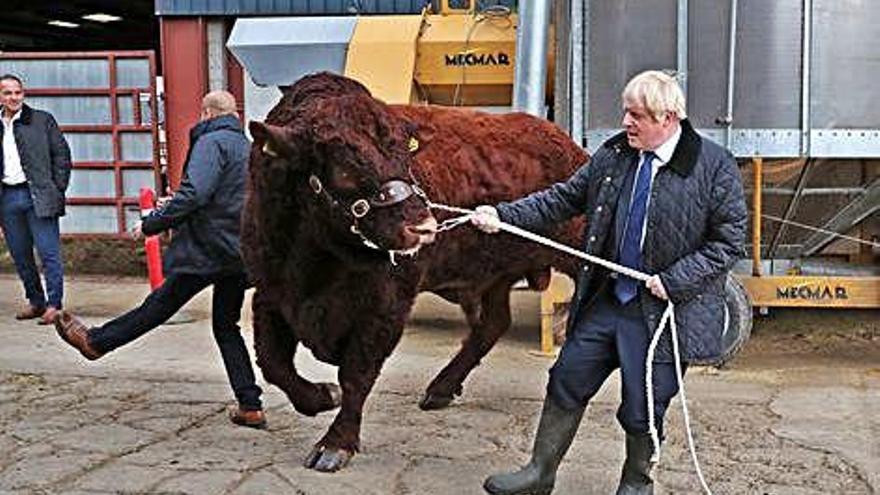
307, 174, 426, 221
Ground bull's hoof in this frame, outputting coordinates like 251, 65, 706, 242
419, 392, 455, 410
304, 445, 354, 472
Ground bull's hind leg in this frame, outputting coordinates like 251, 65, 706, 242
419, 280, 513, 410
252, 290, 341, 416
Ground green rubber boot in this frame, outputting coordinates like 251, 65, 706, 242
615, 433, 655, 495
483, 396, 585, 495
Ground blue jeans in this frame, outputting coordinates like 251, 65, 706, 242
0, 185, 64, 309
548, 288, 684, 438
87, 272, 263, 410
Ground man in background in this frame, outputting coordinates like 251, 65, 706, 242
0, 73, 72, 325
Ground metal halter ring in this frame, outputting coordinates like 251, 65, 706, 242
308, 175, 323, 194
350, 199, 371, 218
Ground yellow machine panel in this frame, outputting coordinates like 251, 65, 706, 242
415, 13, 517, 87
738, 275, 880, 308
414, 11, 545, 107
344, 5, 553, 107
414, 10, 554, 107
344, 16, 424, 104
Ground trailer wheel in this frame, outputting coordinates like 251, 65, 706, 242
717, 274, 753, 366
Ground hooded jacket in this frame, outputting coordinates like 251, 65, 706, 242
141, 114, 249, 275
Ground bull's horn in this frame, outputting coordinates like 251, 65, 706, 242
262, 142, 279, 157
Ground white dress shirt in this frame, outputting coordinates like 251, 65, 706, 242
632, 124, 682, 247
2, 109, 26, 185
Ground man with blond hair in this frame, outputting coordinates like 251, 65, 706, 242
474, 71, 746, 494
54, 90, 267, 429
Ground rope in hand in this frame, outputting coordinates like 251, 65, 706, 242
428, 201, 714, 495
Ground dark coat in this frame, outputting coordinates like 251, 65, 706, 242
0, 104, 72, 217
497, 119, 747, 363
142, 114, 249, 276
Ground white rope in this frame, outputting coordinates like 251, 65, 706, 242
760, 213, 880, 249
644, 305, 671, 463
429, 203, 651, 282
428, 202, 713, 495
669, 306, 712, 492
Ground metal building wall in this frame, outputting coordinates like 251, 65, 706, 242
564, 0, 880, 159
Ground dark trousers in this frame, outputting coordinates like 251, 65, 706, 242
548, 288, 684, 438
88, 272, 263, 410
0, 185, 64, 309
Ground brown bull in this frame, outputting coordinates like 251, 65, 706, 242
244, 73, 586, 472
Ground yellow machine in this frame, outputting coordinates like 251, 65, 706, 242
344, 0, 552, 108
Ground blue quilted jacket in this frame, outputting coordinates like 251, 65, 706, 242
497, 120, 747, 363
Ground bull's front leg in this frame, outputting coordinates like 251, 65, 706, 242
253, 290, 341, 416
304, 320, 405, 472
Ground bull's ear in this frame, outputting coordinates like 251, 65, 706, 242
249, 121, 300, 159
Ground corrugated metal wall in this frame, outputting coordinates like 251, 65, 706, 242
155, 0, 515, 16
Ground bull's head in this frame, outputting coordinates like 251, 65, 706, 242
249, 77, 437, 260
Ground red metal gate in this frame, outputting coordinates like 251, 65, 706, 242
0, 51, 160, 237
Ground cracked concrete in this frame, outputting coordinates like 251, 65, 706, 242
0, 274, 877, 494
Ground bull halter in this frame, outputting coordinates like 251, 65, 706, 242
306, 173, 429, 255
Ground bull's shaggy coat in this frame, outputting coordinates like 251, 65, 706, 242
243, 73, 586, 471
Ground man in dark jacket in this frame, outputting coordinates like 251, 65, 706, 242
53, 90, 267, 429
0, 74, 72, 325
474, 71, 747, 494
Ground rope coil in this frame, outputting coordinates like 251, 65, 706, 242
428, 202, 713, 495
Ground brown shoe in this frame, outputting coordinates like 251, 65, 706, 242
54, 311, 103, 360
38, 306, 59, 326
228, 406, 267, 430
15, 305, 46, 320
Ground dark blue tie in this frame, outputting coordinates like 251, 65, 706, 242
614, 151, 655, 304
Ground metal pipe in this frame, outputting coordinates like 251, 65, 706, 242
752, 157, 762, 276
676, 0, 688, 97
553, 0, 572, 133
570, 0, 585, 145
206, 20, 228, 91
513, 0, 552, 117
800, 0, 812, 156
583, 0, 591, 135
724, 0, 738, 150
798, 260, 880, 277
767, 158, 813, 258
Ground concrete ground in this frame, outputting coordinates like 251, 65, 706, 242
0, 273, 877, 494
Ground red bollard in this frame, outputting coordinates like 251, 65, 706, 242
139, 187, 165, 290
